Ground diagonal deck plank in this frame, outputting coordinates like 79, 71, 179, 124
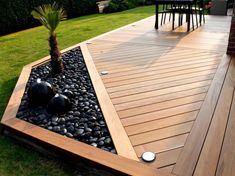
86, 15, 232, 174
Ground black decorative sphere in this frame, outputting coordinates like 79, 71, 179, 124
28, 79, 55, 106
47, 94, 71, 115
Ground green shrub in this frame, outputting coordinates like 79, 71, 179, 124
103, 2, 120, 13
144, 0, 155, 5
0, 0, 97, 35
103, 0, 143, 13
59, 0, 97, 18
121, 0, 136, 10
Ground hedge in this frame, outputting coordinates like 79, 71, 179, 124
103, 0, 154, 13
0, 0, 97, 35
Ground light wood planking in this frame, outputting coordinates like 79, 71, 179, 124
148, 148, 183, 168
115, 87, 209, 111
112, 81, 211, 104
216, 87, 235, 176
104, 66, 218, 89
106, 69, 216, 88
96, 57, 219, 76
86, 15, 231, 174
80, 44, 138, 161
110, 76, 214, 100
94, 51, 219, 67
134, 134, 189, 157
194, 58, 235, 176
173, 55, 231, 176
1, 14, 232, 175
95, 55, 219, 71
125, 111, 198, 136
158, 165, 175, 173
118, 93, 205, 118
122, 102, 202, 126
130, 121, 194, 146
102, 64, 219, 84
98, 56, 217, 75
102, 61, 219, 82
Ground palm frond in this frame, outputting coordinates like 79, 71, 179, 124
31, 2, 67, 33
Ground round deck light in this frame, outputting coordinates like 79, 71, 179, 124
141, 152, 156, 162
100, 71, 108, 75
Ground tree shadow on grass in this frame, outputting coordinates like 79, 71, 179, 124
0, 134, 116, 176
0, 76, 116, 176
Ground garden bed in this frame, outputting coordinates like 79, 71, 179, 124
0, 43, 161, 176
16, 47, 116, 153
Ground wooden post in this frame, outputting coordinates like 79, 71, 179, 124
227, 3, 235, 55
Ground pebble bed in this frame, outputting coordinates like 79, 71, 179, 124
16, 47, 116, 154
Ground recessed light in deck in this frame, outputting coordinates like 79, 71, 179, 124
100, 71, 108, 75
141, 152, 156, 162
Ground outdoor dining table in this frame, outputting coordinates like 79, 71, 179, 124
155, 0, 195, 32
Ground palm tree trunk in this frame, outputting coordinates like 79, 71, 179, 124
49, 32, 64, 74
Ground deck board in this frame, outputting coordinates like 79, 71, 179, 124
194, 55, 235, 176
126, 111, 198, 135
86, 15, 232, 174
216, 80, 235, 176
148, 147, 183, 168
130, 121, 193, 146
173, 55, 231, 176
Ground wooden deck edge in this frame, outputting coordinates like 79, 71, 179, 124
193, 55, 235, 176
172, 54, 232, 176
80, 43, 139, 161
1, 119, 170, 176
216, 62, 235, 176
1, 127, 118, 176
1, 65, 31, 122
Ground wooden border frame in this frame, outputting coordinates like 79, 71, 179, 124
81, 44, 138, 161
173, 55, 232, 176
0, 41, 170, 176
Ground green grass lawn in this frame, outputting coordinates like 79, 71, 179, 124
0, 5, 154, 176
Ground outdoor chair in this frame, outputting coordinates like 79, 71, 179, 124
160, 0, 206, 30
192, 0, 205, 25
227, 0, 234, 9
160, 4, 173, 25
171, 4, 197, 30
160, 4, 196, 30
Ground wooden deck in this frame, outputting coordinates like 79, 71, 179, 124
85, 15, 234, 175
1, 14, 234, 176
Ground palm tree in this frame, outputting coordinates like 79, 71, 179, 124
31, 2, 66, 74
